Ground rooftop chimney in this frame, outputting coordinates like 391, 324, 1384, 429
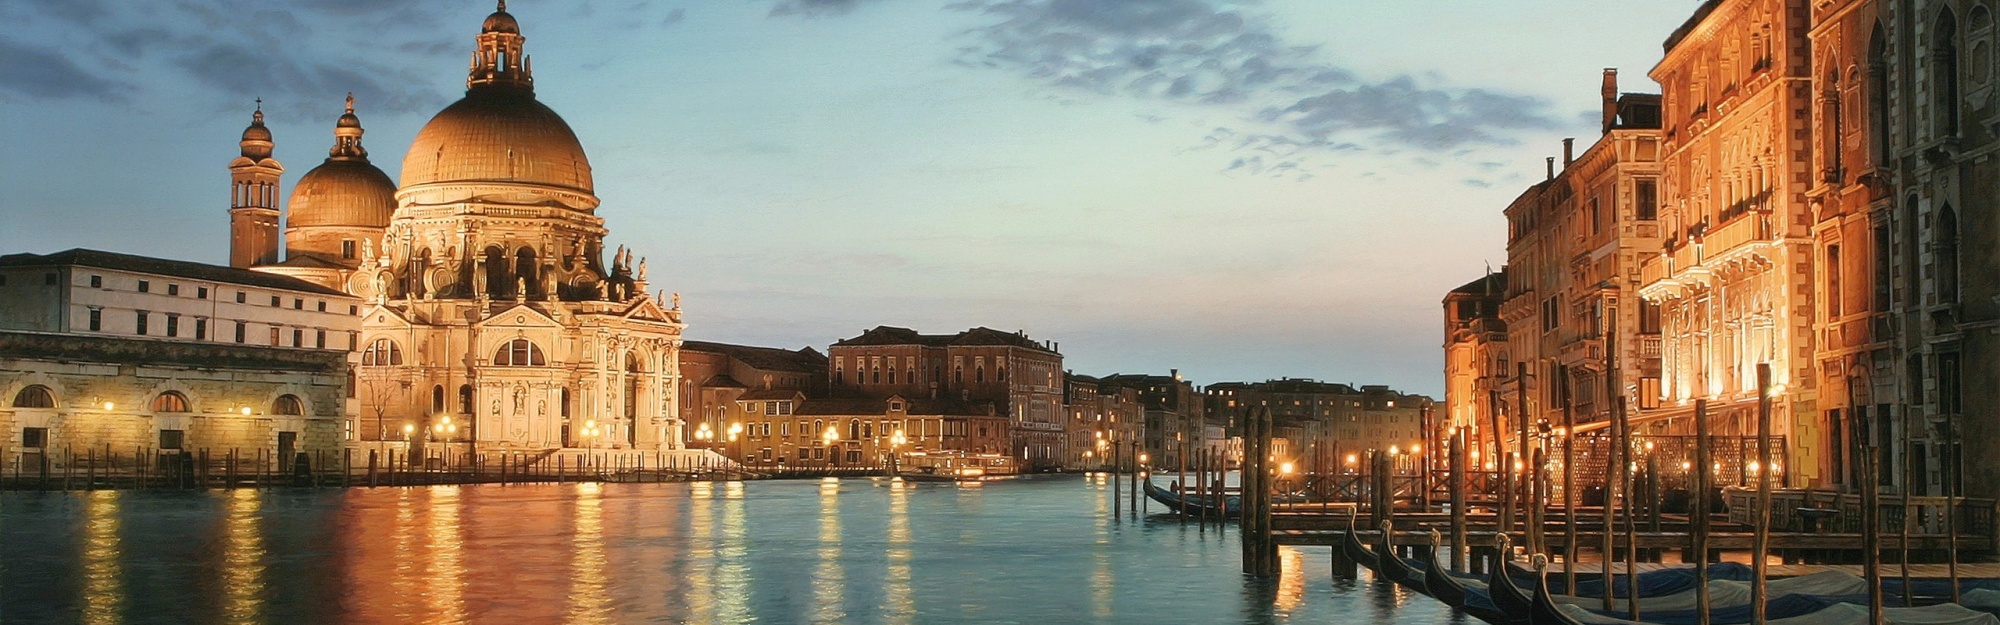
1601, 68, 1619, 134
1546, 157, 1556, 181
1562, 138, 1575, 166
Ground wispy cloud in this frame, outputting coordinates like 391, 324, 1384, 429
0, 36, 130, 101
770, 0, 880, 17
943, 0, 1559, 173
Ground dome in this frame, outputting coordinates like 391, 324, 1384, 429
399, 88, 593, 194
239, 109, 273, 159
288, 159, 396, 228
482, 10, 519, 33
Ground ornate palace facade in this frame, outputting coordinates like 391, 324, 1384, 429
235, 3, 686, 452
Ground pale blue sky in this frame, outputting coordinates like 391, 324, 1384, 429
0, 0, 1700, 395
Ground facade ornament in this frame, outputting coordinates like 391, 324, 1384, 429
637, 257, 647, 280
515, 277, 527, 301
671, 292, 680, 310
595, 281, 607, 300
361, 237, 374, 263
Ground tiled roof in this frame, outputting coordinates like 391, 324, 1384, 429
833, 325, 1057, 354
700, 374, 747, 388
0, 249, 351, 297
737, 389, 803, 401
681, 340, 827, 373
1449, 270, 1507, 295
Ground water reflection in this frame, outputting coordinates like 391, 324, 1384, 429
3, 477, 1464, 625
883, 481, 914, 625
566, 483, 610, 624
81, 490, 122, 625
812, 477, 845, 624
222, 489, 266, 624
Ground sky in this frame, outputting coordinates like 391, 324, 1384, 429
0, 0, 1703, 397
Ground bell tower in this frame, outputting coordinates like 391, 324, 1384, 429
468, 0, 533, 93
229, 103, 284, 268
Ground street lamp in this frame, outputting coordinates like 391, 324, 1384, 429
728, 422, 743, 466
694, 422, 713, 447
889, 429, 907, 475
824, 426, 839, 467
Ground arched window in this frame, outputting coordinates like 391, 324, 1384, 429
151, 391, 191, 413
432, 385, 446, 413
848, 418, 861, 441
12, 385, 55, 408
483, 246, 510, 297
516, 248, 539, 299
494, 338, 546, 366
1936, 9, 1961, 137
459, 385, 473, 414
273, 394, 304, 416
1939, 204, 1960, 303
362, 339, 403, 366
1869, 23, 1890, 166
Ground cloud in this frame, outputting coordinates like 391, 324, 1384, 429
0, 36, 128, 100
946, 0, 1559, 172
770, 0, 880, 17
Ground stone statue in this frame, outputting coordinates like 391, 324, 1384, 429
371, 271, 387, 302
672, 292, 681, 310
361, 238, 374, 263
637, 257, 647, 280
515, 277, 527, 300
544, 269, 559, 301
513, 386, 525, 415
595, 281, 607, 299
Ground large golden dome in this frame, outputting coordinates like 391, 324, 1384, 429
289, 159, 396, 228
399, 90, 593, 194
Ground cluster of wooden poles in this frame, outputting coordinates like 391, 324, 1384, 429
1, 446, 752, 490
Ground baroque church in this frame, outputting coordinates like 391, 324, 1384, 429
229, 2, 686, 452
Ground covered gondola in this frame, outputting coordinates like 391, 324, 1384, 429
1142, 477, 1239, 517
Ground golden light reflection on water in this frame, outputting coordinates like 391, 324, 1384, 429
1275, 546, 1306, 612
688, 480, 716, 621
81, 490, 122, 625
812, 478, 845, 624
716, 481, 751, 624
221, 489, 266, 624
1091, 474, 1112, 619
883, 481, 914, 625
566, 483, 610, 625
424, 486, 467, 625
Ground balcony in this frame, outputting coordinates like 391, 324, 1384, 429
1636, 213, 1776, 299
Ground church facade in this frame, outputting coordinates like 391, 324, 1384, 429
232, 3, 686, 452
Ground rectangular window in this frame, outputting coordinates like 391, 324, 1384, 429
317, 301, 326, 312
237, 291, 247, 304
1, 274, 9, 286
342, 240, 357, 259
44, 272, 56, 286
167, 284, 179, 296
1639, 301, 1662, 334
269, 327, 280, 346
159, 429, 185, 450
270, 295, 281, 307
1826, 244, 1843, 318
138, 280, 150, 293
135, 311, 149, 335
198, 287, 209, 300
316, 330, 326, 349
22, 427, 47, 448
1939, 353, 1963, 416
292, 328, 303, 347
1873, 225, 1891, 313
88, 308, 101, 331
348, 332, 358, 351
165, 314, 179, 337
348, 305, 358, 315
293, 298, 303, 310
195, 318, 207, 341
89, 275, 102, 288
235, 321, 247, 344
1635, 180, 1659, 221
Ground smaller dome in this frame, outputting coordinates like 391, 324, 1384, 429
287, 160, 396, 229
239, 109, 273, 159
482, 10, 519, 33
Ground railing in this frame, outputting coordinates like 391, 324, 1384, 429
1703, 211, 1773, 260
1640, 334, 1663, 359
1724, 488, 1998, 537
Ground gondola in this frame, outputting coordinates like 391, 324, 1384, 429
1342, 509, 1380, 572
1488, 534, 1535, 621
1531, 557, 1589, 625
1141, 477, 1239, 517
1422, 529, 1471, 610
1373, 520, 1430, 592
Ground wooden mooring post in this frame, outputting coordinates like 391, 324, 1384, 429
1450, 428, 1468, 573
1693, 398, 1712, 625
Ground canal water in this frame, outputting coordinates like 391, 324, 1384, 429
0, 474, 1462, 624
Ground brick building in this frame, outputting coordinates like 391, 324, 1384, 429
1100, 372, 1205, 468
678, 340, 826, 448
828, 326, 1064, 470
1443, 270, 1509, 465
724, 393, 1007, 469
1061, 373, 1144, 470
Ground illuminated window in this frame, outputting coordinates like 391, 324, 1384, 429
494, 338, 546, 366
362, 339, 404, 366
150, 391, 191, 413
12, 385, 55, 408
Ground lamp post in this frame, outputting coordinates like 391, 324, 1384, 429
889, 429, 907, 476
728, 422, 743, 467
823, 426, 839, 469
